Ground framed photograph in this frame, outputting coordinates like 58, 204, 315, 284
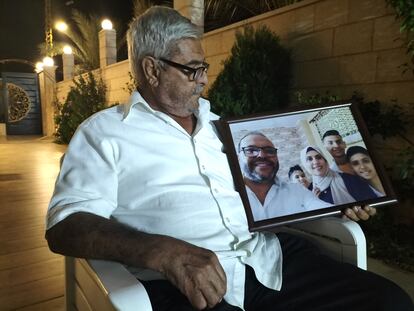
214, 101, 397, 232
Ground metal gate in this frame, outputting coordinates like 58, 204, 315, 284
0, 72, 42, 135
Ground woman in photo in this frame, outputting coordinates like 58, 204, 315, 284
300, 146, 377, 205
346, 146, 385, 197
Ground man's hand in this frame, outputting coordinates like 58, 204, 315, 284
46, 213, 226, 310
343, 205, 377, 221
155, 238, 227, 310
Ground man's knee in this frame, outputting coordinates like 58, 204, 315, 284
376, 278, 414, 311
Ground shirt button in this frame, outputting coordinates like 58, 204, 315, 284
194, 138, 197, 143
225, 217, 230, 223
201, 165, 205, 170
214, 188, 219, 193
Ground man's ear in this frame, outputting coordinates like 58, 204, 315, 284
141, 56, 160, 87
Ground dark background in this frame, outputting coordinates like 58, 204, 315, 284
0, 0, 134, 73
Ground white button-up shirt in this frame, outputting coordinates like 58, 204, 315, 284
246, 178, 332, 221
46, 91, 282, 309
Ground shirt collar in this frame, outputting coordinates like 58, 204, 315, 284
122, 91, 149, 120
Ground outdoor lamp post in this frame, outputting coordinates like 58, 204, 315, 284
99, 19, 116, 68
62, 45, 74, 80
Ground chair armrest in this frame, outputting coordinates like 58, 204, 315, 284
65, 257, 153, 311
88, 259, 153, 311
278, 217, 367, 269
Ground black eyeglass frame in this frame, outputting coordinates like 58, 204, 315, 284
159, 58, 209, 81
241, 146, 278, 157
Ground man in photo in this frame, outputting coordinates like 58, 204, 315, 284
322, 130, 355, 175
238, 131, 331, 220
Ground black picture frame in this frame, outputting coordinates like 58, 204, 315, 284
214, 101, 397, 232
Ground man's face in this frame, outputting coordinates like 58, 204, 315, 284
155, 38, 208, 118
239, 135, 279, 183
323, 135, 346, 159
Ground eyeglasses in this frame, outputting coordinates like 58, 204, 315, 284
159, 58, 209, 81
241, 146, 278, 157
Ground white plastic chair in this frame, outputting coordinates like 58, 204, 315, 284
64, 217, 366, 311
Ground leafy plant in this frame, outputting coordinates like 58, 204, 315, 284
386, 0, 414, 74
208, 25, 291, 117
54, 72, 107, 144
123, 72, 138, 95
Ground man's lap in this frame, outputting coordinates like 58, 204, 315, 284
141, 233, 413, 311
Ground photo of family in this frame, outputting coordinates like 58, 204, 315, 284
220, 102, 395, 229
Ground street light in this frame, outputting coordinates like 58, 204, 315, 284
55, 21, 68, 32
35, 62, 44, 73
43, 56, 54, 67
63, 45, 73, 55
101, 19, 113, 30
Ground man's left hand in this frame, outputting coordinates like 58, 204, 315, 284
343, 205, 377, 221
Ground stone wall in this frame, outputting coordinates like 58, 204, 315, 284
55, 0, 413, 109
203, 0, 413, 107
55, 61, 131, 107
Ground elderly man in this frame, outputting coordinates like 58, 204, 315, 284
322, 129, 355, 175
238, 131, 330, 220
45, 6, 413, 311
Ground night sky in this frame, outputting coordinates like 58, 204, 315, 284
0, 0, 134, 73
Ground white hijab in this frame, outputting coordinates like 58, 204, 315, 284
300, 146, 355, 205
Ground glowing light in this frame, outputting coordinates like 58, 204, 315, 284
101, 19, 113, 30
35, 62, 44, 73
43, 56, 54, 67
55, 21, 68, 32
63, 45, 73, 54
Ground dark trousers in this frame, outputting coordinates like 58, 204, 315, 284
141, 233, 414, 311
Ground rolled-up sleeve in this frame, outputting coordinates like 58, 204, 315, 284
46, 119, 118, 230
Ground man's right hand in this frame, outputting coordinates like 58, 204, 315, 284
155, 238, 227, 310
46, 213, 226, 311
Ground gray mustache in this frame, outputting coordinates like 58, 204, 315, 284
194, 85, 204, 95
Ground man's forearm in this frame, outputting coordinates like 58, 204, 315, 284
46, 211, 227, 309
45, 212, 168, 271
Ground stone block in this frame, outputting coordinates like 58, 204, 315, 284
314, 0, 348, 31
373, 15, 405, 51
338, 53, 377, 84
348, 0, 390, 22
293, 4, 315, 34
202, 34, 223, 57
290, 29, 333, 62
294, 58, 340, 88
263, 12, 295, 39
0, 123, 6, 136
221, 29, 236, 54
206, 53, 228, 77
174, 0, 190, 12
376, 48, 413, 82
352, 81, 414, 104
334, 20, 373, 55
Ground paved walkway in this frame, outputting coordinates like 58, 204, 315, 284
0, 136, 412, 309
0, 135, 66, 310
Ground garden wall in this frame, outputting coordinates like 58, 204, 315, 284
55, 0, 413, 109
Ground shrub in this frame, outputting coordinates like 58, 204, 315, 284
207, 25, 291, 117
54, 72, 107, 144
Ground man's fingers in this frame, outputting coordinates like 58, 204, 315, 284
187, 288, 208, 310
363, 206, 377, 216
344, 205, 372, 221
185, 266, 226, 310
